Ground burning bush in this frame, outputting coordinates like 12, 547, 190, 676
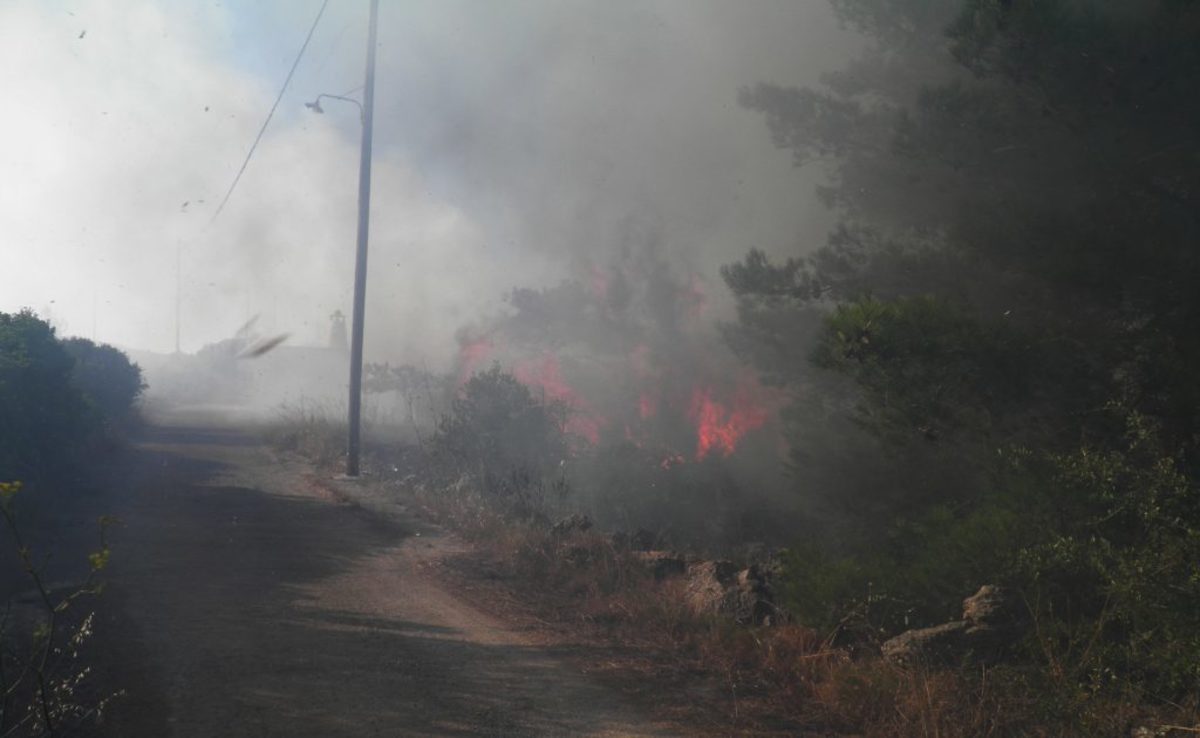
437, 251, 802, 549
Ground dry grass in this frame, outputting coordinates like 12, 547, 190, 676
263, 428, 1198, 738
263, 400, 413, 472
262, 403, 347, 469
404, 479, 1048, 735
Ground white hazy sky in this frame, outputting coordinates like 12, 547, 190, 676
0, 0, 855, 363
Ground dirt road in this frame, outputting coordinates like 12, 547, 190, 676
89, 422, 670, 737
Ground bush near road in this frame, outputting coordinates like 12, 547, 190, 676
0, 310, 144, 481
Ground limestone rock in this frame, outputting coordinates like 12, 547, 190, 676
731, 566, 778, 626
963, 585, 1024, 633
881, 621, 971, 664
684, 560, 739, 615
882, 585, 1027, 665
684, 560, 777, 625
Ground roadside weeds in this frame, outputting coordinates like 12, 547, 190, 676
312, 469, 1038, 737
280, 433, 1198, 738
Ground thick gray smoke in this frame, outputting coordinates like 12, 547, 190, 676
0, 0, 855, 372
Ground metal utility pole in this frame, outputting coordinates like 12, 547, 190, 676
174, 242, 182, 354
346, 0, 380, 477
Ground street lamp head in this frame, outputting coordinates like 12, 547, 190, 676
304, 94, 365, 125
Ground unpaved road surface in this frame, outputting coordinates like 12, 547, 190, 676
89, 423, 671, 737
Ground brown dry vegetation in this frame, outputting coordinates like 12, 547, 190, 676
261, 403, 1198, 737
263, 404, 347, 468
397, 479, 1179, 738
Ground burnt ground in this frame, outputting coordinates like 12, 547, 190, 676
69, 421, 676, 737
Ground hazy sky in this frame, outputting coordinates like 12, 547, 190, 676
0, 1, 855, 363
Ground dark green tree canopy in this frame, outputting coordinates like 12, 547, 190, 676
1, 312, 145, 480
731, 0, 1200, 456
0, 311, 90, 478
61, 337, 145, 425
724, 0, 1200, 702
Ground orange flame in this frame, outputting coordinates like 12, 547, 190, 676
589, 265, 609, 301
514, 354, 603, 444
687, 379, 770, 460
456, 336, 493, 385
638, 391, 658, 420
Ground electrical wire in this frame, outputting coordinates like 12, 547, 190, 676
209, 0, 331, 225
309, 17, 350, 81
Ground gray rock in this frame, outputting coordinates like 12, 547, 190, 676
1129, 725, 1174, 738
881, 621, 971, 664
961, 585, 1026, 660
731, 566, 778, 626
684, 560, 739, 617
882, 585, 1028, 665
963, 585, 1023, 631
684, 560, 777, 626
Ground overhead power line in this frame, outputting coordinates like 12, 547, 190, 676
209, 0, 331, 225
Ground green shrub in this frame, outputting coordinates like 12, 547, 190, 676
61, 337, 145, 426
1011, 413, 1200, 700
0, 312, 144, 479
0, 311, 92, 478
433, 365, 569, 502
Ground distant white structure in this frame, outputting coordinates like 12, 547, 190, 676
329, 310, 348, 353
